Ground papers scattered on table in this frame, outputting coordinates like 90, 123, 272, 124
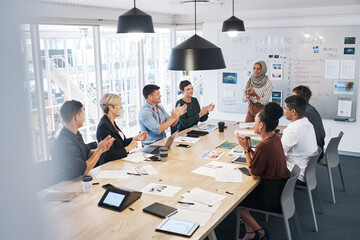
171, 199, 221, 227
127, 165, 158, 175
191, 123, 218, 131
199, 150, 225, 160
122, 152, 146, 163
141, 183, 182, 197
181, 187, 226, 206
250, 137, 262, 148
227, 149, 244, 157
96, 170, 129, 179
238, 122, 254, 129
215, 141, 239, 150
174, 136, 201, 144
192, 161, 239, 179
215, 168, 242, 182
234, 130, 256, 135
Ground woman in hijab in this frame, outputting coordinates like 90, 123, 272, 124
243, 61, 273, 122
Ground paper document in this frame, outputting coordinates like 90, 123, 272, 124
234, 130, 257, 135
238, 122, 254, 129
215, 168, 243, 182
227, 149, 244, 157
141, 183, 181, 197
191, 123, 218, 131
174, 136, 201, 144
127, 165, 158, 175
192, 161, 238, 178
96, 170, 129, 179
215, 141, 239, 150
122, 152, 146, 163
199, 150, 225, 160
181, 187, 226, 206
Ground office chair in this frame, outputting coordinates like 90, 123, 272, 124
318, 131, 345, 204
235, 165, 302, 240
296, 147, 323, 232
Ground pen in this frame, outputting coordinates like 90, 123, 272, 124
92, 182, 99, 185
127, 173, 141, 176
129, 208, 134, 211
216, 189, 233, 195
178, 201, 194, 205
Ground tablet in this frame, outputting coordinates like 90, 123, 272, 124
98, 186, 142, 212
156, 218, 199, 237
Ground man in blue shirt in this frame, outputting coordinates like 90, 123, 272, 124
139, 84, 187, 145
52, 100, 115, 182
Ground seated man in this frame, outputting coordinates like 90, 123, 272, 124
293, 85, 325, 158
282, 95, 318, 183
139, 84, 187, 145
52, 100, 114, 182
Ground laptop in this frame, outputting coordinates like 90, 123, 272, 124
142, 131, 178, 155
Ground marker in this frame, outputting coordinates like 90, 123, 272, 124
127, 173, 141, 176
178, 201, 194, 205
92, 182, 99, 185
129, 208, 134, 211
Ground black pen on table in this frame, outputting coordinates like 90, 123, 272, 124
178, 201, 194, 205
127, 172, 141, 176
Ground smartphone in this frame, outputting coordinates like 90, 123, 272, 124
239, 167, 251, 176
231, 157, 247, 164
149, 156, 160, 161
102, 183, 114, 190
176, 144, 191, 148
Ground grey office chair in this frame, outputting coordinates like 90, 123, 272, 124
296, 147, 323, 232
318, 131, 345, 204
235, 165, 302, 240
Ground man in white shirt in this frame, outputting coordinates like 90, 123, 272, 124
282, 95, 317, 182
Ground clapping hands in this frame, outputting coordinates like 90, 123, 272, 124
134, 131, 148, 141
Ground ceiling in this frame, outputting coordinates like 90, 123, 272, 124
36, 0, 360, 17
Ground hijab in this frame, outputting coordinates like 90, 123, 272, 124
245, 61, 269, 90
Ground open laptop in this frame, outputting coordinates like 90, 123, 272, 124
142, 131, 178, 155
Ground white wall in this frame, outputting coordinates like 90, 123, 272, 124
202, 15, 360, 155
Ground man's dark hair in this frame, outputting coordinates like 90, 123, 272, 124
143, 84, 160, 99
258, 102, 283, 132
285, 95, 307, 118
179, 80, 192, 91
60, 100, 83, 123
293, 85, 312, 104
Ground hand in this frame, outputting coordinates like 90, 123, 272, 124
236, 133, 251, 150
171, 109, 180, 119
134, 131, 148, 141
125, 140, 138, 152
199, 106, 208, 117
175, 103, 187, 117
207, 103, 215, 112
98, 135, 115, 153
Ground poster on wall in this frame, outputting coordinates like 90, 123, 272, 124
337, 100, 352, 117
222, 72, 237, 84
270, 63, 282, 80
271, 91, 282, 106
334, 81, 354, 95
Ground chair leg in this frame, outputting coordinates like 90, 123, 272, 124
315, 186, 323, 214
235, 207, 241, 240
294, 211, 303, 240
327, 166, 336, 204
306, 188, 318, 232
283, 217, 292, 240
338, 163, 346, 192
208, 230, 218, 240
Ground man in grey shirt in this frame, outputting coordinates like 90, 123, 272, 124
293, 85, 326, 158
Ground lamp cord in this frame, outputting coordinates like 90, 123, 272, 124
232, 0, 234, 16
194, 0, 197, 34
134, 0, 136, 8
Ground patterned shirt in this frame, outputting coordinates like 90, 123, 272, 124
242, 80, 273, 105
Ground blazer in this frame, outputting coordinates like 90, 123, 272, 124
96, 115, 132, 166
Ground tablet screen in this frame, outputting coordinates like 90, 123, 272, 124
158, 219, 196, 235
103, 192, 125, 207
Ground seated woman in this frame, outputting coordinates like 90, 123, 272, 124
96, 93, 148, 166
237, 102, 289, 240
176, 80, 215, 131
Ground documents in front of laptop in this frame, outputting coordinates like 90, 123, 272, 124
122, 152, 146, 163
126, 165, 158, 176
171, 199, 221, 227
96, 170, 129, 179
199, 150, 225, 160
192, 161, 238, 178
234, 129, 257, 135
181, 187, 226, 207
141, 183, 182, 197
238, 122, 254, 129
215, 168, 243, 182
174, 136, 201, 144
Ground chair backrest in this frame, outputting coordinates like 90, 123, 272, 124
280, 165, 301, 219
304, 147, 322, 190
325, 131, 344, 168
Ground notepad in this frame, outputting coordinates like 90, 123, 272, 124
143, 202, 178, 218
43, 192, 76, 202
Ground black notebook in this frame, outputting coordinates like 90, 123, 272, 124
143, 202, 177, 218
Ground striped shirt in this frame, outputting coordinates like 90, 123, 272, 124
242, 80, 273, 105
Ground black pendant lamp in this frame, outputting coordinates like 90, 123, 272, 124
117, 0, 155, 34
222, 0, 245, 37
168, 0, 226, 71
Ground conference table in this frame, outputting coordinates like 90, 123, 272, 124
40, 120, 261, 240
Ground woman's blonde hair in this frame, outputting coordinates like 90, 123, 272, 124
100, 93, 121, 114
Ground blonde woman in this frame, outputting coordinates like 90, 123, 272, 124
96, 93, 148, 166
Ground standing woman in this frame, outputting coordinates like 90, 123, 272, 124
243, 61, 273, 122
96, 93, 148, 166
176, 80, 215, 131
237, 102, 289, 240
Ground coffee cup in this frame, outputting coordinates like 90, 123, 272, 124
82, 175, 93, 193
159, 147, 168, 162
218, 121, 225, 132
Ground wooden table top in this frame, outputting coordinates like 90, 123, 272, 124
40, 120, 260, 240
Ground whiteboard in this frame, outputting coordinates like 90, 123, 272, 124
217, 26, 360, 120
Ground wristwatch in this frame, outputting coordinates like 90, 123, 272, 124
244, 150, 250, 154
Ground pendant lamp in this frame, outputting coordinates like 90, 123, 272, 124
117, 0, 155, 37
222, 0, 245, 37
168, 0, 226, 71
